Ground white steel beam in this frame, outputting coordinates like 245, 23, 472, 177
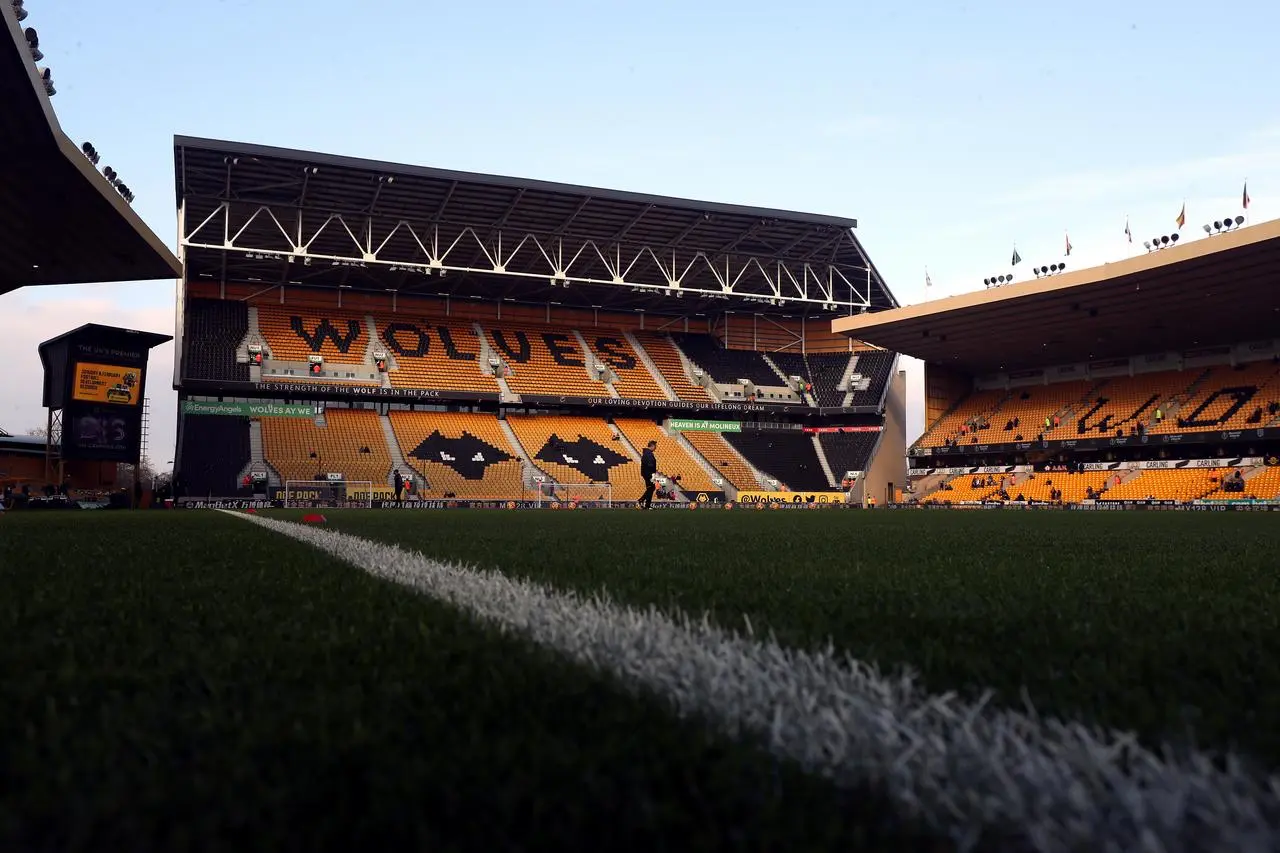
181, 200, 875, 309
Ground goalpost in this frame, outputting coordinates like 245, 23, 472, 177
283, 480, 374, 508
534, 481, 613, 508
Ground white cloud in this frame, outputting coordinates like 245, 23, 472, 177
0, 289, 178, 471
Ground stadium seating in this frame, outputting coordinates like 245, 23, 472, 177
671, 334, 784, 389
1013, 471, 1111, 503
258, 307, 369, 364
613, 419, 716, 492
817, 431, 879, 478
917, 388, 1008, 447
1101, 468, 1231, 502
388, 411, 523, 500
767, 352, 848, 407
184, 299, 250, 382
178, 416, 249, 497
722, 430, 830, 491
505, 414, 645, 501
935, 474, 1007, 503
680, 431, 759, 491
482, 323, 606, 398
631, 333, 712, 401
260, 408, 391, 485
1149, 361, 1280, 434
845, 351, 895, 408
1045, 372, 1193, 440
374, 317, 500, 393
579, 331, 669, 400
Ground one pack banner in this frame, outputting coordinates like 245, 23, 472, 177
73, 363, 141, 406
736, 491, 848, 505
669, 419, 742, 432
182, 401, 316, 418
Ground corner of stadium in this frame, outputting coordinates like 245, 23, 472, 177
171, 136, 906, 510
833, 222, 1280, 507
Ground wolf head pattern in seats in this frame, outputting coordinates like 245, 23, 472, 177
382, 323, 477, 361
592, 337, 636, 371
533, 435, 630, 481
410, 431, 513, 480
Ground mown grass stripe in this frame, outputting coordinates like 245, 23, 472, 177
233, 512, 1280, 853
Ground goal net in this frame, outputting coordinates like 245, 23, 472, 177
283, 480, 374, 508
534, 481, 613, 508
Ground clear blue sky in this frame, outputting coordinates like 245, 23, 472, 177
8, 0, 1279, 460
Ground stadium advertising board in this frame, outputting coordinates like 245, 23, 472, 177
179, 379, 881, 414
181, 379, 501, 403
63, 404, 139, 461
913, 426, 1280, 456
804, 426, 882, 434
668, 419, 741, 432
182, 400, 316, 418
736, 491, 848, 505
72, 363, 141, 406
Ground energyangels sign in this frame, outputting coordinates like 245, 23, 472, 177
667, 419, 742, 432
182, 401, 317, 418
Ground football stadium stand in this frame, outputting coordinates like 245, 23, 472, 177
259, 307, 369, 365
177, 416, 250, 497
1102, 467, 1233, 502
679, 431, 759, 491
261, 408, 392, 485
184, 299, 249, 382
614, 418, 717, 492
724, 430, 830, 491
376, 317, 500, 393
632, 333, 712, 402
389, 411, 523, 500
817, 430, 880, 479
672, 333, 785, 389
483, 323, 609, 398
580, 331, 669, 400
505, 414, 645, 501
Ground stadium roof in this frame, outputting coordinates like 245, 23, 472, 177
174, 136, 897, 317
0, 7, 180, 294
833, 218, 1280, 375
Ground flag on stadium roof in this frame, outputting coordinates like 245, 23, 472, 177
1176, 202, 1186, 230
1064, 232, 1073, 256
1011, 246, 1022, 266
925, 269, 932, 288
1124, 217, 1132, 243
1243, 181, 1251, 210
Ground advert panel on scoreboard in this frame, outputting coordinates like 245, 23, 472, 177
71, 362, 143, 406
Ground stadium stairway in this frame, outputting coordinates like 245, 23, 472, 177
606, 422, 643, 462
809, 434, 838, 488
497, 416, 556, 489
240, 419, 279, 487
378, 414, 412, 487
623, 331, 678, 400
568, 329, 619, 396
677, 428, 767, 492
666, 430, 741, 499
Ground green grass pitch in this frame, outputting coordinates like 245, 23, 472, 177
1, 508, 1276, 851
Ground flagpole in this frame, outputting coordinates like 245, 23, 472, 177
1244, 178, 1250, 227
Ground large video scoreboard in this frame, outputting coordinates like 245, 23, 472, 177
39, 325, 171, 464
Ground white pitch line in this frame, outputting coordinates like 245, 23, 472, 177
228, 512, 1280, 853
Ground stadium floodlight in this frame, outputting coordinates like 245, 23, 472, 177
1033, 263, 1067, 278
12, 1, 27, 23
81, 142, 100, 165
24, 27, 41, 61
984, 274, 1013, 287
1206, 215, 1247, 234
38, 66, 53, 96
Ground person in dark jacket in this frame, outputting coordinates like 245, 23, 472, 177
638, 440, 658, 509
393, 469, 404, 502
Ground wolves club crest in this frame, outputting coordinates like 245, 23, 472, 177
534, 434, 631, 481
410, 431, 514, 479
